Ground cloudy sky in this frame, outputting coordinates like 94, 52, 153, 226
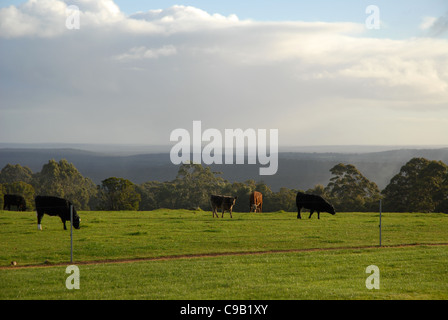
0, 0, 447, 147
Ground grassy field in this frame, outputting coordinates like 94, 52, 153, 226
0, 209, 447, 299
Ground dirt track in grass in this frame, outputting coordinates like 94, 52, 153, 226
2, 242, 448, 270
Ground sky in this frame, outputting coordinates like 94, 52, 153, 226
0, 0, 447, 147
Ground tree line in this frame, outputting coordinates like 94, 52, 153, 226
0, 157, 447, 213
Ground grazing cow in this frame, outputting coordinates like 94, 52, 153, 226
296, 192, 335, 219
35, 196, 80, 230
3, 194, 27, 211
249, 191, 263, 213
210, 195, 238, 218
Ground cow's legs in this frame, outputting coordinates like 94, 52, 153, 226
309, 210, 314, 219
61, 218, 67, 230
317, 212, 320, 219
229, 209, 233, 219
297, 207, 302, 219
37, 212, 43, 230
212, 206, 219, 218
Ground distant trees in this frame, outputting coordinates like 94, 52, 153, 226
138, 181, 177, 210
1, 156, 447, 213
97, 177, 141, 211
0, 164, 33, 184
324, 163, 381, 212
33, 159, 97, 210
0, 159, 96, 211
382, 158, 448, 213
264, 187, 297, 212
173, 163, 225, 209
316, 159, 448, 213
136, 164, 225, 210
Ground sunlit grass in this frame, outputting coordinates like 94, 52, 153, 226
0, 210, 447, 266
0, 209, 447, 299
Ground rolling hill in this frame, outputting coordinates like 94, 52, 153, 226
1, 145, 448, 191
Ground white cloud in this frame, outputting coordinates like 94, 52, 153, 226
420, 16, 438, 30
1, 0, 448, 146
0, 0, 66, 37
129, 5, 240, 25
113, 45, 177, 61
420, 12, 448, 37
0, 0, 128, 38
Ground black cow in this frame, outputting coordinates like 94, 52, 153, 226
3, 194, 27, 211
210, 195, 238, 218
296, 192, 335, 219
35, 196, 80, 230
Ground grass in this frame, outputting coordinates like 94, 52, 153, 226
0, 209, 447, 299
1, 246, 447, 299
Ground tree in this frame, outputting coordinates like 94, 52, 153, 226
97, 177, 141, 211
254, 181, 273, 199
158, 182, 181, 209
266, 187, 297, 212
33, 159, 97, 210
325, 163, 381, 212
137, 182, 159, 211
306, 184, 328, 197
382, 158, 448, 212
137, 181, 178, 210
173, 163, 226, 209
0, 164, 33, 184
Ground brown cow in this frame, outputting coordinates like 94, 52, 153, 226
249, 191, 263, 213
210, 195, 238, 218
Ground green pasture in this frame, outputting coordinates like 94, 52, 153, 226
0, 209, 447, 299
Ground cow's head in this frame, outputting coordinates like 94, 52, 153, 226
72, 211, 81, 229
328, 205, 336, 215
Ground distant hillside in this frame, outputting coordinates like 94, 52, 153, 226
0, 148, 174, 186
1, 147, 448, 191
